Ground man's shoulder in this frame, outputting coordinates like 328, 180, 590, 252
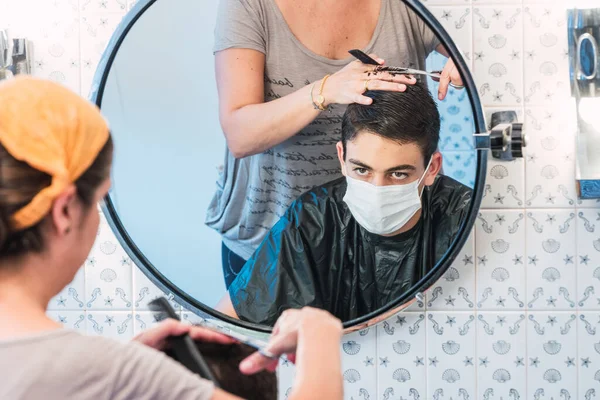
297, 176, 348, 207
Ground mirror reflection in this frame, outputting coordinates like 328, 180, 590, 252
98, 0, 478, 328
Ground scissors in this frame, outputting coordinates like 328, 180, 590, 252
349, 49, 465, 89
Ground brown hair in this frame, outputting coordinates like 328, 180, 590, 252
193, 342, 278, 400
0, 136, 113, 257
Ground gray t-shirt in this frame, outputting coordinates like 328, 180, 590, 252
0, 329, 214, 400
206, 0, 440, 259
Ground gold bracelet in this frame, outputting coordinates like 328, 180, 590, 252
312, 74, 331, 111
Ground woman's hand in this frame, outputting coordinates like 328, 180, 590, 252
436, 57, 463, 100
133, 318, 235, 351
239, 307, 343, 374
321, 54, 418, 106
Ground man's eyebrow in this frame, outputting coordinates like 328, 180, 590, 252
348, 159, 372, 169
385, 164, 416, 173
348, 159, 417, 173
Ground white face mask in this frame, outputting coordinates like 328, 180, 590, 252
343, 158, 432, 236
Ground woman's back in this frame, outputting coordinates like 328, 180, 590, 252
0, 329, 214, 400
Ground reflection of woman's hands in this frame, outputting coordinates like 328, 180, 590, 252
321, 54, 417, 106
133, 318, 235, 351
239, 308, 343, 374
437, 57, 464, 100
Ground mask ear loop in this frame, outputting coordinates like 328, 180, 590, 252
417, 157, 434, 198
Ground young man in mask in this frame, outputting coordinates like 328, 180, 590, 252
216, 85, 472, 326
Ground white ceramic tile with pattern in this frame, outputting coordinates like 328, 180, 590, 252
48, 268, 86, 311
133, 265, 181, 311
85, 222, 133, 310
472, 6, 524, 107
377, 313, 427, 400
526, 210, 577, 311
476, 210, 527, 310
48, 311, 87, 333
442, 151, 478, 188
429, 6, 473, 65
427, 230, 476, 311
476, 312, 527, 400
426, 312, 476, 399
481, 108, 526, 209
80, 0, 128, 13
24, 13, 81, 94
524, 106, 578, 208
341, 327, 377, 400
80, 12, 126, 95
577, 210, 600, 310
86, 311, 134, 341
577, 312, 600, 399
523, 5, 570, 107
526, 312, 578, 400
133, 311, 161, 335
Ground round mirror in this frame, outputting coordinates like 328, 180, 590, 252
91, 0, 486, 332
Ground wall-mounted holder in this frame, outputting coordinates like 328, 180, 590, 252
0, 29, 14, 81
473, 110, 527, 161
568, 6, 600, 199
489, 111, 526, 161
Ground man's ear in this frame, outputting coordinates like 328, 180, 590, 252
50, 184, 78, 236
423, 152, 443, 186
336, 141, 346, 176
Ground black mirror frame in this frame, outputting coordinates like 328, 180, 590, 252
89, 0, 488, 333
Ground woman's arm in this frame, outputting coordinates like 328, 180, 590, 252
216, 49, 415, 158
215, 294, 239, 319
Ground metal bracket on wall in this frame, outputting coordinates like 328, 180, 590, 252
489, 110, 527, 160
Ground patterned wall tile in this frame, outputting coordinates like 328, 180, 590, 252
133, 311, 160, 335
377, 313, 427, 399
481, 108, 526, 209
48, 268, 86, 311
85, 218, 133, 310
80, 12, 126, 95
578, 311, 600, 399
80, 0, 128, 13
48, 311, 87, 334
524, 106, 578, 208
476, 210, 527, 311
133, 265, 181, 311
426, 312, 477, 400
429, 6, 473, 65
476, 312, 527, 400
526, 210, 577, 311
527, 312, 578, 400
523, 5, 570, 107
428, 230, 475, 311
472, 6, 524, 107
26, 15, 81, 94
86, 311, 134, 341
441, 151, 477, 188
577, 210, 600, 310
341, 327, 377, 400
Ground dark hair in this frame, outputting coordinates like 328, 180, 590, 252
0, 135, 113, 257
193, 342, 278, 400
341, 85, 440, 166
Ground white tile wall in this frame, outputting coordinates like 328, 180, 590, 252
4, 0, 600, 398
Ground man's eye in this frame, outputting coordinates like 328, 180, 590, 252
354, 168, 368, 176
391, 172, 408, 180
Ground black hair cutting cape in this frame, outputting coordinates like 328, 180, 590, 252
229, 175, 472, 325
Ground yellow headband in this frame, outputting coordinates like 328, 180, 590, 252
0, 76, 110, 230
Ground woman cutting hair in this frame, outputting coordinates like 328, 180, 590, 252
0, 77, 343, 400
207, 0, 464, 288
